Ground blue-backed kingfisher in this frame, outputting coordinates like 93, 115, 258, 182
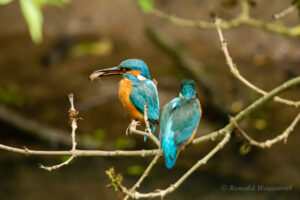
159, 79, 202, 169
89, 59, 160, 139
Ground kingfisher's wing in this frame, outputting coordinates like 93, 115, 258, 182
172, 99, 201, 145
130, 80, 160, 124
159, 97, 180, 141
160, 98, 201, 145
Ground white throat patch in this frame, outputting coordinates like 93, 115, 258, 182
179, 92, 184, 99
137, 75, 147, 81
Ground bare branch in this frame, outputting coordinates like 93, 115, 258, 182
272, 6, 296, 20
0, 143, 162, 157
143, 104, 152, 135
231, 112, 300, 148
120, 132, 231, 199
130, 129, 161, 148
214, 18, 300, 108
123, 155, 161, 200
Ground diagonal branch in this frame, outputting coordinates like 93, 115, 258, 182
272, 5, 297, 20
119, 132, 231, 199
215, 18, 300, 108
231, 112, 300, 148
123, 155, 161, 200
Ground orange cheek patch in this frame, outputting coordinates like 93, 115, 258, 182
127, 70, 140, 77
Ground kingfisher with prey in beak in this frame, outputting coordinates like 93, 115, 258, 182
159, 79, 202, 169
89, 59, 159, 140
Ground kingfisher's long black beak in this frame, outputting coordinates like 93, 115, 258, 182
89, 66, 127, 81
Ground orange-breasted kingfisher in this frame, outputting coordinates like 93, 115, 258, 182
159, 79, 202, 169
89, 59, 160, 140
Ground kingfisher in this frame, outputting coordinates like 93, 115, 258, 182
159, 79, 202, 169
89, 59, 159, 140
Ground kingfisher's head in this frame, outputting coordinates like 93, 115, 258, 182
89, 59, 151, 81
180, 79, 196, 100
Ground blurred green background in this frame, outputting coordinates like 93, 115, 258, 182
0, 0, 300, 199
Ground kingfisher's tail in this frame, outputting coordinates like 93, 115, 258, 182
161, 131, 177, 169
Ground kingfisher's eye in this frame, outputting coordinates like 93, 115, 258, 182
121, 67, 129, 71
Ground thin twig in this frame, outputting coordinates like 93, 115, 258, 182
40, 93, 79, 171
231, 112, 300, 148
143, 104, 152, 135
123, 155, 161, 200
130, 128, 161, 148
215, 18, 300, 108
272, 6, 296, 20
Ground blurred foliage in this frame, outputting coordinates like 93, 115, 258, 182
0, 0, 13, 4
254, 119, 267, 130
0, 0, 70, 44
137, 0, 153, 13
19, 0, 43, 44
124, 0, 154, 13
82, 129, 107, 148
239, 143, 252, 155
60, 155, 72, 162
115, 137, 135, 149
71, 38, 113, 57
126, 165, 144, 176
230, 101, 243, 113
292, 0, 300, 17
0, 84, 24, 106
106, 168, 123, 192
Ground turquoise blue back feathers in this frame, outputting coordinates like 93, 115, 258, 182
121, 59, 160, 138
159, 79, 201, 169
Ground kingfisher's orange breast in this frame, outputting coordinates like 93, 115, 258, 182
119, 78, 144, 122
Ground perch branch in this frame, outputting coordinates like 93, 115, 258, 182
231, 112, 300, 148
215, 18, 300, 107
1, 77, 300, 157
150, 0, 300, 37
0, 143, 162, 157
